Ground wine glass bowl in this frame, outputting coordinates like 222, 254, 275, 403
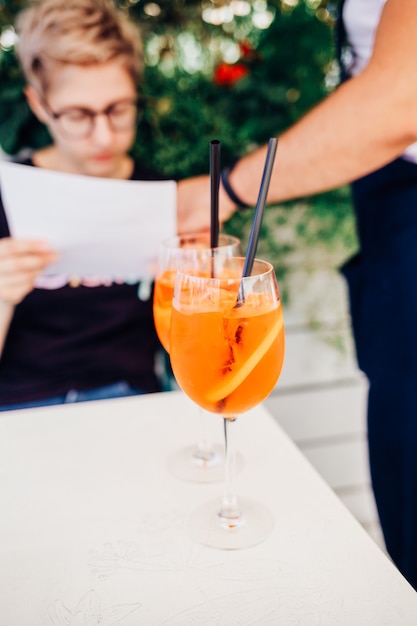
153, 233, 241, 354
170, 256, 285, 548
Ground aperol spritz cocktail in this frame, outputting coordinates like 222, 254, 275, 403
153, 233, 240, 353
170, 256, 285, 548
153, 233, 241, 482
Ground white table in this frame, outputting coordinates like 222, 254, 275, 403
0, 391, 416, 625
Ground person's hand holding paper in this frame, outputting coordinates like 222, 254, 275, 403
0, 237, 58, 305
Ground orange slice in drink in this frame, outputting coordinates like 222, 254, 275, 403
205, 313, 283, 404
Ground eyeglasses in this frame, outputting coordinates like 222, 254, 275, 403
43, 97, 143, 139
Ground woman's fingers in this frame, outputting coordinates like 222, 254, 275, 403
0, 238, 59, 304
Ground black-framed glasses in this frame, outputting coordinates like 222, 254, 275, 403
44, 97, 143, 139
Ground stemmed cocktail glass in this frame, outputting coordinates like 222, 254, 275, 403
170, 255, 285, 548
153, 232, 241, 482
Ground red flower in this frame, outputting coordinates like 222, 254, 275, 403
213, 62, 249, 86
239, 40, 254, 59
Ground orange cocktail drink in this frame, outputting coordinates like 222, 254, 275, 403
170, 258, 285, 418
153, 234, 241, 354
153, 269, 176, 353
170, 256, 285, 549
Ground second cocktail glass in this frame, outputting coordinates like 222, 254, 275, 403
153, 232, 241, 482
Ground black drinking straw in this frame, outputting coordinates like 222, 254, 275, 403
210, 139, 221, 249
237, 137, 279, 304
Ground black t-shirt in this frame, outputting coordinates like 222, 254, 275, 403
0, 158, 170, 404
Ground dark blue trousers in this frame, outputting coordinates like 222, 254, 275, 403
341, 157, 417, 589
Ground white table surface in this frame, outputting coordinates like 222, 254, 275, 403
0, 390, 416, 625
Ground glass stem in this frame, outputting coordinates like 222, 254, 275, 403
219, 416, 242, 528
194, 407, 214, 462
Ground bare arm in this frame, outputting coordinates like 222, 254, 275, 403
177, 0, 417, 223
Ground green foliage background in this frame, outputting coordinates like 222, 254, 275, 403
0, 0, 357, 299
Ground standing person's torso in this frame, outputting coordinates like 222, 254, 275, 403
343, 0, 417, 164
343, 0, 386, 76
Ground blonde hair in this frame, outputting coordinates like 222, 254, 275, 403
15, 0, 143, 96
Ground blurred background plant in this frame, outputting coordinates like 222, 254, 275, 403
0, 0, 357, 305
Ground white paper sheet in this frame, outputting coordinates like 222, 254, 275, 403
0, 161, 177, 280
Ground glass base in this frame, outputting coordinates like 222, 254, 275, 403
167, 444, 226, 483
188, 496, 273, 549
